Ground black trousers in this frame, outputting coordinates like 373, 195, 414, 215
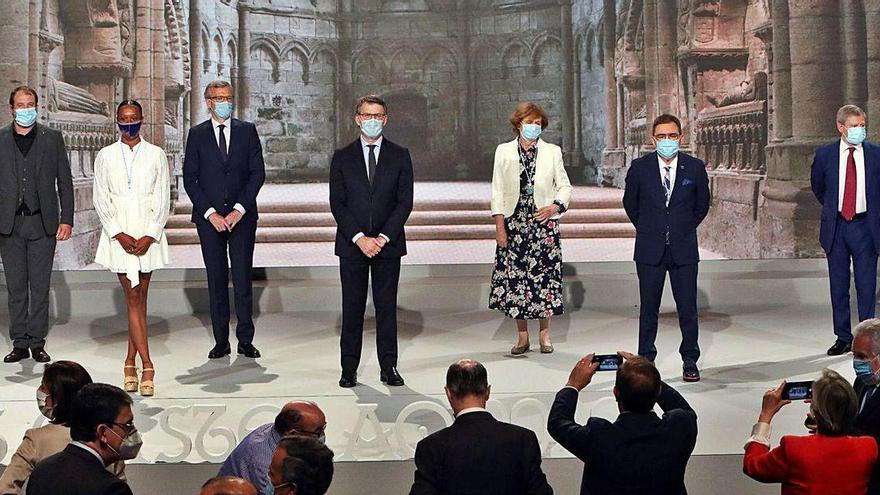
339, 255, 401, 373
0, 214, 56, 349
636, 245, 700, 363
196, 215, 257, 346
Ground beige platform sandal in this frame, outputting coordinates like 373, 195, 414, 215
139, 368, 155, 397
123, 365, 139, 393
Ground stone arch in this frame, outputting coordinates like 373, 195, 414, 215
200, 29, 211, 73
500, 39, 530, 79
471, 40, 500, 70
250, 38, 282, 83
280, 43, 309, 84
623, 0, 644, 51
422, 44, 459, 76
585, 28, 595, 70
530, 35, 562, 77
389, 47, 422, 83
226, 38, 236, 78
353, 47, 389, 85
213, 34, 224, 75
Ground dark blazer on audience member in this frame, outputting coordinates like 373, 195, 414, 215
409, 410, 553, 495
26, 444, 133, 495
547, 383, 697, 495
855, 376, 880, 495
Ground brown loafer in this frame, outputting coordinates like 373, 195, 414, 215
510, 343, 530, 355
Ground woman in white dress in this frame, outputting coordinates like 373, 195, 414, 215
93, 100, 170, 396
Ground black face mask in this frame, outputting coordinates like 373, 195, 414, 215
118, 121, 142, 139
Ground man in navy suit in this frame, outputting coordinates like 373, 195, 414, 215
183, 80, 265, 359
623, 114, 711, 381
811, 104, 880, 356
329, 95, 414, 388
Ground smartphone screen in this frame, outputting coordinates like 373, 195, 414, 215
782, 381, 813, 400
592, 354, 623, 371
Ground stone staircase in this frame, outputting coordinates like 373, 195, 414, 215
165, 183, 634, 244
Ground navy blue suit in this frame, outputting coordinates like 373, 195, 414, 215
183, 118, 265, 346
810, 141, 880, 343
623, 152, 711, 363
329, 138, 413, 372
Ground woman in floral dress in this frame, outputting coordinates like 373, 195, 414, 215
489, 101, 572, 354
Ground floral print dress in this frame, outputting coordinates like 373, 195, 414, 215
489, 144, 565, 320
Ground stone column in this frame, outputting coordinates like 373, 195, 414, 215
0, 0, 30, 126
760, 0, 844, 258
841, 0, 867, 109
189, 0, 204, 125
769, 0, 792, 140
865, 2, 880, 126
560, 2, 577, 170
457, 12, 476, 179
237, 2, 252, 120
132, 0, 166, 146
601, 0, 624, 185
642, 0, 659, 128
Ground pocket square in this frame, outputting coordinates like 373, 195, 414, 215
682, 178, 693, 187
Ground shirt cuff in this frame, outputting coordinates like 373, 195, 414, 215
563, 385, 580, 393
204, 207, 217, 220
233, 203, 246, 215
379, 234, 390, 243
745, 422, 772, 448
144, 222, 163, 241
352, 232, 365, 243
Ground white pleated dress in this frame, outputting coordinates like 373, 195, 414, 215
93, 139, 171, 287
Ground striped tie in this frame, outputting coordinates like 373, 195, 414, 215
663, 166, 672, 205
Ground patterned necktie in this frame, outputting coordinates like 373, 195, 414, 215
218, 124, 228, 162
663, 166, 672, 205
367, 144, 377, 187
842, 146, 857, 221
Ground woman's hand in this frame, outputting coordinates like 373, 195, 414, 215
759, 381, 791, 423
535, 204, 561, 223
114, 233, 137, 253
496, 226, 508, 248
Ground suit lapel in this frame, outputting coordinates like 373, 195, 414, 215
228, 119, 243, 164
650, 153, 667, 208
349, 140, 370, 190
34, 124, 47, 176
0, 126, 16, 179
667, 154, 687, 206
206, 121, 226, 166
371, 139, 390, 193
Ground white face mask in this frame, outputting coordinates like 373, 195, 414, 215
36, 390, 53, 420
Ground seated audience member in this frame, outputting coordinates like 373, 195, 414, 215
0, 362, 124, 494
410, 359, 553, 495
268, 435, 334, 495
853, 319, 880, 494
200, 476, 257, 495
26, 383, 139, 495
219, 401, 326, 492
548, 352, 697, 495
743, 369, 877, 495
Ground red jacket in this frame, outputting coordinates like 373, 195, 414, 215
744, 434, 878, 495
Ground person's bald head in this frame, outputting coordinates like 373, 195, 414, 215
200, 476, 257, 495
275, 401, 326, 439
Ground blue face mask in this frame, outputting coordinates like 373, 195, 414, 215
118, 121, 142, 139
360, 118, 383, 139
213, 101, 234, 121
855, 359, 873, 377
521, 123, 542, 142
656, 138, 680, 159
14, 108, 37, 128
847, 126, 867, 146
263, 482, 288, 495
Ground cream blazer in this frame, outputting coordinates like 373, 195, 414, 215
0, 423, 125, 494
491, 138, 572, 219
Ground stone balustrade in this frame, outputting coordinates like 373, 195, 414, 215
694, 99, 767, 174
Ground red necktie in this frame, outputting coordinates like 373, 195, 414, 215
842, 146, 857, 221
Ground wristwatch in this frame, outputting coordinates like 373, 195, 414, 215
553, 200, 567, 213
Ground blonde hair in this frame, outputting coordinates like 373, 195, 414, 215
811, 368, 858, 436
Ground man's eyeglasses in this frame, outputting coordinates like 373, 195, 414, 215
107, 421, 137, 433
208, 96, 235, 103
358, 113, 386, 120
289, 423, 327, 437
654, 133, 680, 140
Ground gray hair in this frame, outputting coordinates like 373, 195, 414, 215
855, 318, 880, 355
204, 80, 233, 99
837, 104, 866, 125
811, 368, 858, 436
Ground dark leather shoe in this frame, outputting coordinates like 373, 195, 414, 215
683, 363, 701, 382
339, 372, 357, 388
208, 342, 231, 359
827, 340, 852, 356
30, 347, 51, 363
3, 348, 29, 363
237, 343, 261, 358
381, 367, 405, 386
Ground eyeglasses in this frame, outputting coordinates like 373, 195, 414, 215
358, 113, 386, 120
290, 422, 327, 437
208, 96, 235, 103
108, 421, 137, 434
654, 133, 680, 140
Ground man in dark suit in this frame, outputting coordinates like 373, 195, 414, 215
548, 352, 697, 495
0, 86, 74, 364
810, 104, 880, 356
183, 80, 265, 359
27, 383, 138, 495
623, 114, 711, 381
851, 319, 880, 494
410, 359, 553, 495
329, 95, 413, 388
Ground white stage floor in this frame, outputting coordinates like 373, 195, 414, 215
0, 259, 856, 470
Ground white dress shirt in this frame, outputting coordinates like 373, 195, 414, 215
70, 441, 106, 466
456, 406, 488, 418
838, 139, 867, 214
658, 154, 678, 206
204, 118, 246, 220
352, 136, 390, 244
744, 422, 772, 448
